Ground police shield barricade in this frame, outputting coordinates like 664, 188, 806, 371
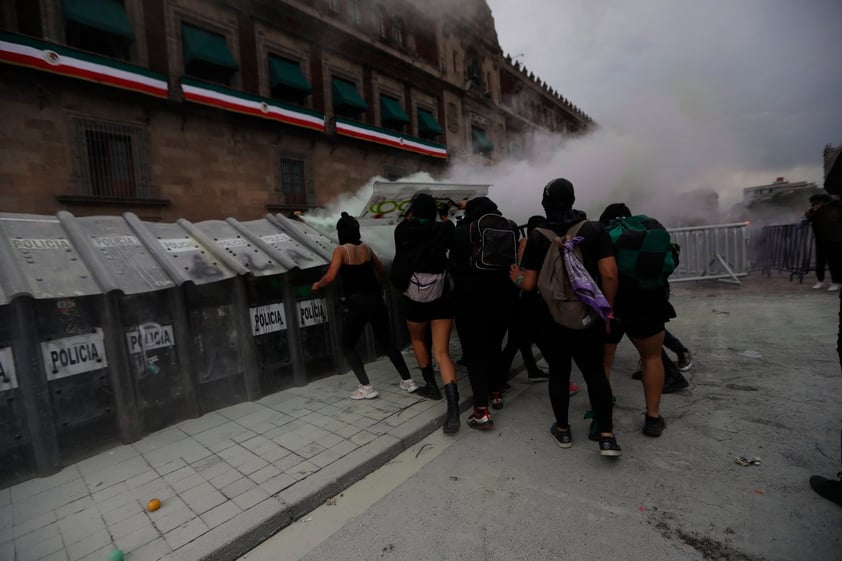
73, 214, 197, 436
267, 214, 342, 382
216, 217, 302, 394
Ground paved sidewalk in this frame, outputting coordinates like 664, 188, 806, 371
1, 343, 504, 561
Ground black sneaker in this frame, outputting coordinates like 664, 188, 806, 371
643, 414, 666, 437
809, 473, 842, 507
550, 423, 572, 448
676, 351, 693, 371
599, 435, 622, 457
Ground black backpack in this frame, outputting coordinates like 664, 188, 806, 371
469, 214, 517, 271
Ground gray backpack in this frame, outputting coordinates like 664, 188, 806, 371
535, 222, 597, 330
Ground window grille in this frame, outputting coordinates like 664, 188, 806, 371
279, 158, 307, 205
71, 117, 150, 199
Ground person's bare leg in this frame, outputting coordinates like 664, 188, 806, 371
430, 318, 456, 384
407, 320, 431, 367
630, 331, 665, 418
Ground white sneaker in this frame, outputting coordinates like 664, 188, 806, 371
399, 379, 419, 392
812, 282, 826, 289
829, 284, 841, 292
350, 385, 378, 400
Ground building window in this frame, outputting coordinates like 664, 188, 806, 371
268, 55, 312, 105
471, 126, 494, 155
380, 94, 409, 132
376, 6, 387, 38
348, 0, 362, 25
332, 76, 368, 119
63, 0, 134, 59
417, 107, 444, 140
72, 117, 150, 199
278, 158, 308, 205
392, 17, 404, 47
181, 23, 239, 85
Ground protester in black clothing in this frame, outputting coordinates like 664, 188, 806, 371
312, 212, 416, 400
805, 193, 842, 291
450, 196, 519, 430
510, 178, 622, 456
501, 215, 550, 383
393, 194, 461, 433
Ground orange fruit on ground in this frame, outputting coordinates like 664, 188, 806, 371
147, 498, 161, 512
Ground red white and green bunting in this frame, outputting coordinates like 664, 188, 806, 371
335, 118, 448, 159
181, 78, 325, 133
0, 31, 167, 98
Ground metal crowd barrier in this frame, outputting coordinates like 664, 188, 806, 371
668, 222, 750, 284
751, 222, 814, 282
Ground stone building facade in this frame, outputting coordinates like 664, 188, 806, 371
0, 0, 593, 222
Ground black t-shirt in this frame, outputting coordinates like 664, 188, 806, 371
393, 218, 454, 273
521, 216, 614, 284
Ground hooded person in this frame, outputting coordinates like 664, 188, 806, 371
511, 178, 623, 456
311, 212, 418, 400
449, 195, 520, 430
392, 193, 462, 433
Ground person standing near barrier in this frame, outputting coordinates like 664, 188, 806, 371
311, 212, 417, 400
392, 193, 461, 434
599, 203, 676, 437
512, 178, 621, 456
450, 196, 519, 430
805, 193, 842, 291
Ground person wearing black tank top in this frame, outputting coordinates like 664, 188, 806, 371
312, 212, 417, 400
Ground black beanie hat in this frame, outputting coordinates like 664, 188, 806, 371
526, 215, 545, 233
336, 211, 361, 244
542, 178, 576, 211
599, 203, 632, 223
409, 193, 437, 221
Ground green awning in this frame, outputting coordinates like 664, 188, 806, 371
269, 56, 311, 94
63, 0, 134, 39
380, 95, 409, 125
332, 78, 368, 112
182, 24, 239, 70
417, 108, 444, 135
472, 127, 494, 152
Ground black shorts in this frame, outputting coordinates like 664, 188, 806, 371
605, 315, 665, 343
606, 287, 670, 343
403, 291, 454, 323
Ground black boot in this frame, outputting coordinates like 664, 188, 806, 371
415, 365, 442, 400
443, 382, 460, 434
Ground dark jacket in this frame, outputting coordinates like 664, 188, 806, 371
391, 218, 454, 290
807, 201, 842, 243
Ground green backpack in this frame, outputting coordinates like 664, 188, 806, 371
605, 215, 676, 289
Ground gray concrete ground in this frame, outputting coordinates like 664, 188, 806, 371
2, 274, 841, 561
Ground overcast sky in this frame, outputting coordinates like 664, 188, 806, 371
478, 0, 842, 215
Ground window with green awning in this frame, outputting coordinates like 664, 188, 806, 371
63, 0, 134, 39
333, 77, 368, 117
417, 108, 444, 138
269, 56, 312, 94
471, 126, 494, 154
380, 95, 409, 130
63, 0, 133, 59
182, 23, 238, 85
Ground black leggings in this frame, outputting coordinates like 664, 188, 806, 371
454, 288, 515, 408
501, 294, 541, 375
342, 292, 411, 385
532, 303, 613, 433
